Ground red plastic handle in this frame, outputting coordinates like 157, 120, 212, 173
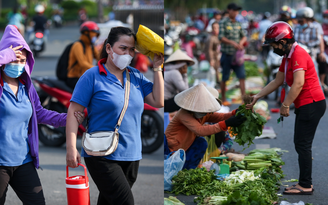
66, 163, 89, 187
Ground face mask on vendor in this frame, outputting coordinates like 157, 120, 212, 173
194, 112, 207, 119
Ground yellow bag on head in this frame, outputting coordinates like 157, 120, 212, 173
135, 25, 164, 61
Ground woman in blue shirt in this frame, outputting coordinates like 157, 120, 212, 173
66, 27, 164, 204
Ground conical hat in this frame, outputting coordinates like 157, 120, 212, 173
164, 49, 195, 66
174, 83, 221, 112
206, 86, 219, 99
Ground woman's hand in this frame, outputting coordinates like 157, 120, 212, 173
153, 53, 164, 69
10, 45, 23, 59
245, 95, 259, 110
66, 147, 81, 168
280, 104, 290, 117
74, 111, 85, 125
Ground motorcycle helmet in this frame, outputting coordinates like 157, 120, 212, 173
80, 21, 100, 37
296, 7, 313, 19
323, 10, 328, 18
35, 5, 45, 13
279, 5, 291, 17
264, 21, 293, 45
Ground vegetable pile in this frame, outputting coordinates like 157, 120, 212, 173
169, 148, 287, 205
244, 61, 260, 77
229, 95, 267, 148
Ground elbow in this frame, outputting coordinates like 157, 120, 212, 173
157, 101, 164, 108
297, 83, 304, 90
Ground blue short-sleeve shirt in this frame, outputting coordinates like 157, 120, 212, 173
71, 62, 153, 161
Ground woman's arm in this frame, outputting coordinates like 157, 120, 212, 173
144, 53, 164, 108
282, 70, 305, 107
179, 112, 225, 136
66, 102, 85, 168
171, 71, 188, 92
0, 46, 21, 67
206, 112, 234, 123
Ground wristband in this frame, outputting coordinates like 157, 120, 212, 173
153, 67, 163, 72
282, 103, 289, 108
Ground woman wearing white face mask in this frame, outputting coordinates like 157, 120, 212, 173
65, 26, 164, 205
164, 84, 245, 170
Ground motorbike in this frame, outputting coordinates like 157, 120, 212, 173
52, 14, 62, 28
32, 77, 164, 154
30, 31, 45, 57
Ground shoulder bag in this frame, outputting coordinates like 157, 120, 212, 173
82, 71, 130, 156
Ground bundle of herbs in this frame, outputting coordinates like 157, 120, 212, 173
230, 95, 267, 148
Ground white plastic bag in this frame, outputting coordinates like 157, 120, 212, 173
280, 201, 305, 205
164, 149, 186, 191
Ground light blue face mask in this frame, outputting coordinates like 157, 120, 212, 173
299, 23, 308, 30
4, 63, 25, 78
91, 36, 98, 44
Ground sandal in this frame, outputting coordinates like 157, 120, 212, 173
284, 184, 314, 191
283, 186, 313, 195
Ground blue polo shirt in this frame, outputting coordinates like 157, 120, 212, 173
0, 80, 33, 166
71, 63, 153, 161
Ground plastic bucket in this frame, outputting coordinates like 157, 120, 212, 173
66, 163, 90, 205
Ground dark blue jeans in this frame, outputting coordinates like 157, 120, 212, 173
220, 52, 246, 82
164, 135, 207, 169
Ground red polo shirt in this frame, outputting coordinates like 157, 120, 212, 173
278, 42, 325, 108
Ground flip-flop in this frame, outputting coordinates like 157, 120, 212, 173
284, 184, 314, 191
283, 187, 313, 195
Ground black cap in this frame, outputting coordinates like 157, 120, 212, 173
227, 3, 242, 11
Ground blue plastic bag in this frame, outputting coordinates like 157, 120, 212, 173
164, 149, 186, 191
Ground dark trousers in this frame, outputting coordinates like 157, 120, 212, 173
294, 100, 326, 188
164, 98, 180, 113
164, 135, 207, 170
84, 157, 139, 205
66, 77, 79, 90
0, 162, 45, 205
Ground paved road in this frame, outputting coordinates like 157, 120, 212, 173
3, 25, 164, 205
165, 95, 328, 205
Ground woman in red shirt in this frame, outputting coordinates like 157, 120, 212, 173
247, 22, 326, 195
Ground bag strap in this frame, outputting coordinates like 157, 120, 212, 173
115, 69, 130, 132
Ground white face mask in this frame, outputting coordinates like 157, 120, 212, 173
110, 47, 133, 70
194, 112, 207, 119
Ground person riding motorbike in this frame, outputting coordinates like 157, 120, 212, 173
66, 21, 100, 89
30, 5, 49, 41
294, 7, 321, 75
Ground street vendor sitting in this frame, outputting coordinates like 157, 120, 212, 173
164, 83, 246, 169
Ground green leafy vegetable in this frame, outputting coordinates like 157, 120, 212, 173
164, 196, 185, 205
230, 104, 267, 148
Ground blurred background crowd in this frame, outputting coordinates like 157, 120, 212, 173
164, 0, 328, 114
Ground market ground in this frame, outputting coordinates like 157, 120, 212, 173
165, 90, 328, 205
1, 25, 164, 205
